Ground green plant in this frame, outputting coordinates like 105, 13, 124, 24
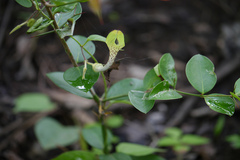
226, 134, 240, 149
11, 0, 240, 160
158, 127, 209, 160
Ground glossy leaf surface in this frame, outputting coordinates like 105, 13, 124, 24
148, 81, 182, 100
99, 153, 132, 160
64, 65, 99, 92
186, 54, 217, 94
52, 151, 95, 160
107, 78, 144, 101
116, 142, 163, 156
47, 72, 92, 98
159, 53, 177, 87
128, 90, 155, 114
14, 93, 55, 112
66, 35, 95, 63
204, 94, 235, 116
35, 117, 79, 150
82, 124, 112, 149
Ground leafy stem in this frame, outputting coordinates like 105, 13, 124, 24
40, 0, 78, 67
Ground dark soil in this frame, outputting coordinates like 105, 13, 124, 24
1, 0, 240, 160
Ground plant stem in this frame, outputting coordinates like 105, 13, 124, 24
40, 0, 78, 67
99, 108, 109, 154
176, 90, 203, 98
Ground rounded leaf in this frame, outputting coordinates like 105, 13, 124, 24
234, 78, 240, 96
63, 65, 99, 92
159, 53, 177, 87
47, 72, 92, 99
82, 124, 112, 149
66, 35, 95, 63
34, 117, 79, 150
14, 93, 55, 112
186, 54, 217, 94
128, 90, 155, 114
204, 94, 235, 116
107, 78, 144, 101
16, 0, 32, 8
148, 81, 182, 100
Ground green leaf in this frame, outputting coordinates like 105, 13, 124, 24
52, 151, 96, 160
159, 53, 177, 87
82, 124, 113, 149
63, 65, 99, 92
52, 2, 78, 14
214, 115, 225, 136
99, 153, 132, 160
128, 90, 155, 114
47, 72, 92, 99
226, 134, 240, 149
186, 54, 217, 94
157, 137, 180, 147
16, 0, 32, 8
180, 134, 209, 145
107, 78, 144, 101
27, 18, 54, 34
143, 69, 161, 89
165, 127, 182, 139
14, 93, 55, 112
204, 94, 235, 116
148, 81, 182, 100
105, 115, 124, 128
34, 117, 79, 150
9, 21, 28, 35
56, 18, 75, 38
50, 0, 88, 6
131, 155, 165, 160
55, 3, 82, 27
173, 145, 190, 153
234, 78, 240, 96
116, 142, 163, 156
66, 35, 95, 63
87, 34, 106, 43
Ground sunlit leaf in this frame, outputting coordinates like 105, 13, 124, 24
63, 65, 99, 92
47, 72, 92, 98
204, 94, 235, 116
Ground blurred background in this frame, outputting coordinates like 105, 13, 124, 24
1, 0, 240, 159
